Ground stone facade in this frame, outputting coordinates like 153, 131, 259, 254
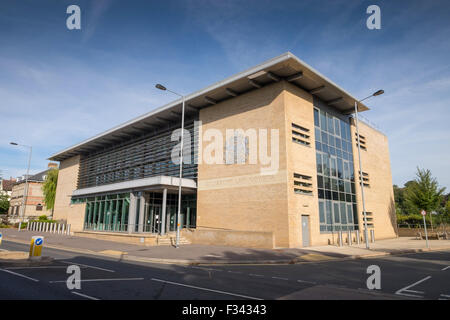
53, 155, 86, 230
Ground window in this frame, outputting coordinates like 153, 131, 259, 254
314, 107, 358, 233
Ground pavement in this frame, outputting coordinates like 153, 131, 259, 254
1, 227, 450, 265
1, 240, 449, 300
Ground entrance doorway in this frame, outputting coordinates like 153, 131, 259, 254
144, 204, 161, 233
301, 215, 310, 247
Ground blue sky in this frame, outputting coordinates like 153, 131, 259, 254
0, 0, 449, 189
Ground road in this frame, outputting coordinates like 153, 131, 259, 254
0, 240, 449, 300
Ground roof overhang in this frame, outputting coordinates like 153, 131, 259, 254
71, 175, 197, 197
49, 52, 368, 162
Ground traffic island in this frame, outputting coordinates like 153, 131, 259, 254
0, 249, 53, 266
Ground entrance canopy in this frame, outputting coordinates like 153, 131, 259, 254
72, 175, 197, 198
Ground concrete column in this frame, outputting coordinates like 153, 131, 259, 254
128, 192, 137, 234
160, 188, 167, 235
138, 194, 145, 233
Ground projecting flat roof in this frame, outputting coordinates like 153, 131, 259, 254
49, 52, 369, 161
72, 175, 197, 197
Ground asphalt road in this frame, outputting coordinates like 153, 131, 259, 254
0, 240, 449, 300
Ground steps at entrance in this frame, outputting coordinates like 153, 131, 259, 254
157, 234, 191, 246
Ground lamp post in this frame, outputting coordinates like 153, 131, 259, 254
354, 90, 384, 249
155, 84, 185, 248
10, 142, 32, 231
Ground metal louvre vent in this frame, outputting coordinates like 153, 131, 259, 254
77, 120, 198, 189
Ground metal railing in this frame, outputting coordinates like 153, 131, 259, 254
26, 221, 71, 235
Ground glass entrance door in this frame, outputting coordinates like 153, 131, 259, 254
144, 204, 161, 234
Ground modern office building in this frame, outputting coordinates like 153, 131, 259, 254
50, 52, 397, 248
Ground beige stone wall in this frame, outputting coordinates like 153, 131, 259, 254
283, 83, 318, 247
53, 155, 86, 231
351, 120, 397, 240
197, 81, 290, 247
182, 228, 275, 249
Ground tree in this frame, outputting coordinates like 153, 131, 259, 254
394, 180, 418, 215
405, 168, 446, 215
0, 193, 9, 214
42, 168, 58, 211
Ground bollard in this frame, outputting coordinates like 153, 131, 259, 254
29, 236, 44, 258
356, 230, 361, 245
370, 229, 375, 243
348, 230, 352, 245
62, 224, 65, 234
57, 224, 61, 234
66, 224, 71, 235
0, 232, 2, 246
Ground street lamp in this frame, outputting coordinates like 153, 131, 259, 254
354, 90, 384, 249
10, 142, 32, 231
155, 84, 185, 248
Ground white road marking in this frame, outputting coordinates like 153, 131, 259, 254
6, 266, 85, 270
49, 277, 143, 283
272, 276, 288, 281
395, 276, 431, 298
297, 280, 317, 285
440, 294, 450, 298
72, 291, 100, 300
249, 274, 264, 277
151, 278, 263, 300
227, 271, 242, 274
0, 268, 39, 282
61, 261, 114, 273
441, 266, 450, 271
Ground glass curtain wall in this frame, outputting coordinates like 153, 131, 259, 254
79, 192, 196, 234
82, 193, 130, 232
143, 192, 197, 233
314, 108, 359, 232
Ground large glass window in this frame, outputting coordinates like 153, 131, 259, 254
314, 107, 359, 232
81, 193, 131, 232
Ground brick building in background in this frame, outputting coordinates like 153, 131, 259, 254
9, 163, 58, 219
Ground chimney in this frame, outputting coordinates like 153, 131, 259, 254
48, 163, 58, 169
